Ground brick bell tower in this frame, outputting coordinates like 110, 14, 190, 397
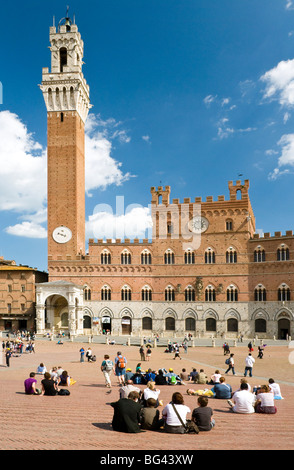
40, 12, 90, 264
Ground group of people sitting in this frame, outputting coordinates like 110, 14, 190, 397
24, 364, 76, 396
187, 373, 283, 414
124, 365, 212, 386
111, 386, 214, 434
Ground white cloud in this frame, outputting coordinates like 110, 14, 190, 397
5, 221, 47, 239
221, 97, 230, 106
216, 117, 257, 140
260, 59, 294, 107
284, 112, 291, 123
86, 205, 153, 240
203, 94, 217, 107
286, 0, 294, 10
0, 110, 134, 238
142, 135, 151, 143
0, 111, 46, 213
84, 112, 134, 195
268, 133, 294, 180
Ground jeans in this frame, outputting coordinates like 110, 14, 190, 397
225, 365, 235, 375
244, 367, 253, 377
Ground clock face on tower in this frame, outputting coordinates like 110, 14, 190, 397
188, 216, 209, 234
52, 226, 72, 244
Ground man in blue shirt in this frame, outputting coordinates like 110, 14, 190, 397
212, 377, 232, 399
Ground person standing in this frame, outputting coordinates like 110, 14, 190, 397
146, 346, 152, 362
244, 353, 255, 377
225, 354, 235, 375
139, 345, 145, 361
114, 351, 127, 386
5, 349, 12, 367
79, 347, 85, 362
101, 354, 114, 388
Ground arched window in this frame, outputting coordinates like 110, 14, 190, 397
121, 251, 131, 265
165, 286, 175, 301
205, 285, 216, 302
84, 287, 91, 301
164, 249, 175, 265
184, 249, 195, 264
60, 47, 67, 72
226, 247, 237, 263
101, 250, 111, 264
83, 315, 92, 329
185, 317, 196, 331
205, 248, 215, 264
255, 318, 267, 333
227, 318, 238, 332
101, 285, 111, 301
142, 317, 152, 330
165, 317, 175, 331
141, 250, 152, 265
141, 286, 152, 301
277, 246, 290, 261
254, 247, 265, 262
254, 285, 266, 301
121, 286, 131, 301
278, 285, 291, 301
227, 285, 238, 302
206, 317, 216, 332
185, 286, 195, 301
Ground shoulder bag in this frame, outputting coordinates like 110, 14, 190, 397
171, 403, 199, 434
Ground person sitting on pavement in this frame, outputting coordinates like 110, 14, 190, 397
125, 369, 134, 381
155, 369, 168, 385
189, 368, 199, 383
143, 381, 161, 407
197, 369, 208, 384
111, 391, 143, 434
140, 398, 165, 431
192, 396, 215, 431
119, 380, 141, 399
268, 378, 283, 400
254, 385, 277, 414
24, 372, 41, 395
227, 382, 256, 413
211, 377, 232, 399
36, 363, 47, 375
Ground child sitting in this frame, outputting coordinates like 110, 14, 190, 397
192, 396, 215, 431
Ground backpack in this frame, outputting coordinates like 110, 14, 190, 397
104, 359, 113, 371
117, 356, 126, 369
170, 375, 177, 385
225, 358, 231, 365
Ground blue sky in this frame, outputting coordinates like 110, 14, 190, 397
1, 0, 294, 272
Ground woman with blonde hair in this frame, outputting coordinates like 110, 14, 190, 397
143, 381, 161, 407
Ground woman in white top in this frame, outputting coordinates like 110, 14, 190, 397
143, 381, 160, 405
162, 392, 191, 434
268, 378, 283, 400
255, 385, 277, 414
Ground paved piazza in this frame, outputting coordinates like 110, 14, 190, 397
0, 339, 293, 451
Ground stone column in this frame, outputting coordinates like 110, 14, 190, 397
68, 305, 77, 337
36, 305, 46, 334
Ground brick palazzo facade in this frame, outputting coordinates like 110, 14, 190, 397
0, 257, 47, 332
35, 15, 294, 340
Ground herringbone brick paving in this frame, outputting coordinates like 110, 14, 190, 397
0, 340, 293, 450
